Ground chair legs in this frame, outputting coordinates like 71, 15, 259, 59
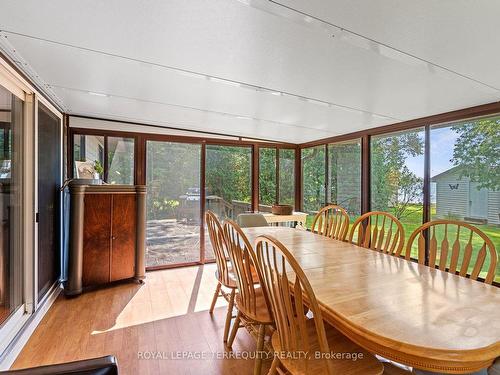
227, 310, 241, 348
268, 356, 279, 375
229, 318, 268, 375
223, 289, 236, 343
254, 324, 266, 375
209, 282, 221, 314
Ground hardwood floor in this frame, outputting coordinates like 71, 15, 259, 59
12, 264, 271, 375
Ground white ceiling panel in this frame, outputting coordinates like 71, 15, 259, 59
0, 0, 498, 143
275, 0, 500, 90
52, 86, 333, 143
3, 33, 393, 138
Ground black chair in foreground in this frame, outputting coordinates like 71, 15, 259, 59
1, 355, 118, 375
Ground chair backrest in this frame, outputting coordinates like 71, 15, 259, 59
254, 234, 334, 374
205, 210, 232, 286
237, 213, 269, 228
311, 205, 350, 240
348, 211, 405, 256
406, 220, 498, 284
223, 219, 265, 317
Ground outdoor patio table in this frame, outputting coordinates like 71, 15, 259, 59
261, 211, 308, 229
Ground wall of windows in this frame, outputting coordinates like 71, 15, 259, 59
70, 123, 298, 269
299, 114, 499, 282
69, 111, 499, 280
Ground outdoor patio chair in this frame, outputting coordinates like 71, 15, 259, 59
237, 213, 268, 228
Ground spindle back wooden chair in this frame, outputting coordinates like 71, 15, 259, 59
223, 220, 273, 374
348, 211, 405, 257
254, 234, 383, 375
406, 220, 497, 284
205, 210, 238, 343
311, 205, 350, 241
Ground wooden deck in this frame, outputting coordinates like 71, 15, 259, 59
12, 265, 269, 375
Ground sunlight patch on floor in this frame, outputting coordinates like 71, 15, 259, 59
91, 264, 229, 334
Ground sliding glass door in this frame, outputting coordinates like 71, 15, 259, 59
0, 83, 24, 326
146, 141, 201, 268
37, 103, 62, 301
205, 145, 252, 260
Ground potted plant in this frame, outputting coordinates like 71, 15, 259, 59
93, 160, 104, 184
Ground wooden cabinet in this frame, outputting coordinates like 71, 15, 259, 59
66, 184, 146, 295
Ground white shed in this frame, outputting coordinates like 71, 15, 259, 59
432, 166, 500, 225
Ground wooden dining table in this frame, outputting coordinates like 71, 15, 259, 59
242, 226, 500, 374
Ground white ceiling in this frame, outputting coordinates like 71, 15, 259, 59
0, 0, 499, 143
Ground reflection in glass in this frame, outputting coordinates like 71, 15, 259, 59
108, 137, 134, 184
431, 117, 500, 281
328, 140, 361, 216
0, 84, 23, 325
146, 141, 201, 267
73, 134, 104, 179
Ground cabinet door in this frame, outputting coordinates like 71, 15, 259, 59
110, 194, 136, 281
82, 194, 111, 287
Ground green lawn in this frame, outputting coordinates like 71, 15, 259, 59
305, 205, 500, 283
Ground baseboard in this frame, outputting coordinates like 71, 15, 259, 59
0, 282, 62, 370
